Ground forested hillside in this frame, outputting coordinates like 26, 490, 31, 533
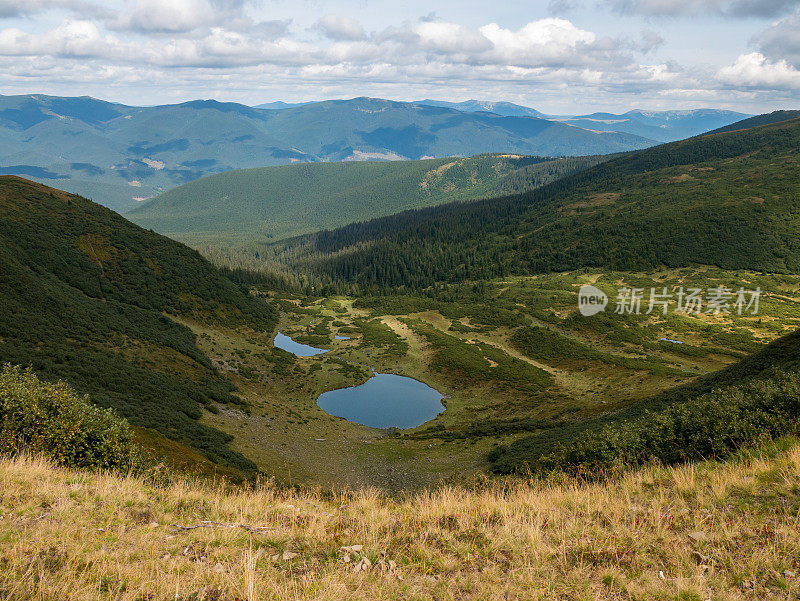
128, 154, 607, 244
272, 116, 800, 290
0, 176, 276, 473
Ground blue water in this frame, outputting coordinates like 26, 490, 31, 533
334, 335, 351, 340
317, 373, 444, 429
273, 331, 329, 356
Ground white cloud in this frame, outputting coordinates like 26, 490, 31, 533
0, 19, 117, 58
414, 21, 491, 54
717, 52, 800, 88
0, 8, 794, 113
116, 0, 218, 33
316, 14, 365, 41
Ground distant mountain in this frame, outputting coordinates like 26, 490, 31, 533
0, 94, 658, 212
551, 108, 751, 142
414, 101, 749, 142
127, 154, 609, 244
279, 114, 800, 289
254, 101, 312, 110
416, 99, 547, 118
0, 175, 276, 473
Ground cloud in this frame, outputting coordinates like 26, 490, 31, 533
547, 0, 581, 14
116, 0, 221, 33
0, 10, 786, 113
414, 21, 492, 54
717, 52, 800, 88
751, 10, 800, 66
637, 30, 664, 53
0, 19, 117, 58
608, 0, 800, 18
0, 0, 106, 18
111, 0, 284, 36
315, 14, 365, 41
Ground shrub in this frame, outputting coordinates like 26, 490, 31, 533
0, 364, 142, 471
541, 370, 800, 474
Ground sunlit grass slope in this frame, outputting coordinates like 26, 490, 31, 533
2, 443, 800, 600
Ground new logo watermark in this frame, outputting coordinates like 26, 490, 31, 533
578, 284, 608, 316
578, 285, 761, 316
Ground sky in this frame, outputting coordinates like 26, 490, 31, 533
1, 0, 800, 113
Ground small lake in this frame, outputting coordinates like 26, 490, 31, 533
317, 373, 445, 429
273, 331, 329, 356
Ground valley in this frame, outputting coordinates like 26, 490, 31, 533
5, 3, 800, 598
172, 267, 800, 489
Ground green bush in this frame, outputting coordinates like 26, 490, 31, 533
0, 364, 141, 471
538, 370, 800, 474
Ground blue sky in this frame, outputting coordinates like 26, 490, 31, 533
1, 0, 799, 113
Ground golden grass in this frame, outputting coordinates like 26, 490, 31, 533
1, 447, 799, 600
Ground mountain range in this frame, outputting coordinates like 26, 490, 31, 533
414, 100, 750, 141
0, 94, 747, 212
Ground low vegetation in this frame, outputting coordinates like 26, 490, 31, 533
511, 369, 800, 475
0, 364, 140, 471
2, 441, 800, 600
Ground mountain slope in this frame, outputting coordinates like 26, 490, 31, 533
0, 94, 656, 212
127, 154, 609, 244
280, 115, 800, 289
490, 327, 800, 473
704, 109, 800, 135
0, 176, 276, 472
5, 443, 800, 600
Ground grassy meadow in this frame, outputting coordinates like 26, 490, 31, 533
2, 440, 799, 600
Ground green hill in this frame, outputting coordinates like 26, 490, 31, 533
489, 327, 800, 474
0, 176, 277, 473
704, 110, 800, 135
275, 116, 800, 290
127, 154, 607, 244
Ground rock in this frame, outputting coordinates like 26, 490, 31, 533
691, 551, 709, 565
343, 553, 351, 563
214, 563, 225, 573
658, 571, 666, 581
785, 570, 797, 578
340, 545, 363, 553
149, 521, 160, 528
353, 557, 372, 572
688, 531, 708, 543
282, 551, 299, 561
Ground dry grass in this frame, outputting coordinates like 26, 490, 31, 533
1, 446, 800, 600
